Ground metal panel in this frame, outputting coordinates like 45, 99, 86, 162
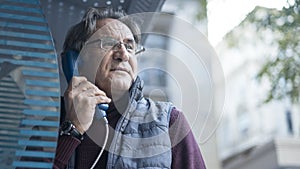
0, 0, 60, 168
127, 0, 165, 13
0, 21, 49, 32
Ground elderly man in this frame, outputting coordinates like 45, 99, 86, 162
55, 7, 206, 169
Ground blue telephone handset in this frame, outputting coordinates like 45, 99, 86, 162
63, 51, 109, 167
63, 50, 109, 120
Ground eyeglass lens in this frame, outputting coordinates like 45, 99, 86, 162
86, 38, 145, 55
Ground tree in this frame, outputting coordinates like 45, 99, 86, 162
252, 0, 300, 103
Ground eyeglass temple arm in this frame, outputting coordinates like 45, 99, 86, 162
135, 46, 146, 55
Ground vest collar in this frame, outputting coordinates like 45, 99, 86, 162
129, 76, 144, 101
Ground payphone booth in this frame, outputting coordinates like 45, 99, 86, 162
0, 0, 165, 168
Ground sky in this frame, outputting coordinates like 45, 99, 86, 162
207, 0, 287, 47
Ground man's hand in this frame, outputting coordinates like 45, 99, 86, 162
64, 76, 111, 134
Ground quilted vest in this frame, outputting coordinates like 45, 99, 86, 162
106, 77, 173, 169
106, 98, 173, 169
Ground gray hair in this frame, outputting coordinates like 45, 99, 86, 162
61, 7, 141, 57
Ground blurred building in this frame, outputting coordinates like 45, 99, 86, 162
216, 6, 300, 169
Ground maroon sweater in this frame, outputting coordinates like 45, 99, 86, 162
54, 107, 206, 169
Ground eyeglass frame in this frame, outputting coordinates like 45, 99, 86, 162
85, 37, 145, 55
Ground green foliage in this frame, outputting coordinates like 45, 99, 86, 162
253, 0, 300, 103
195, 0, 207, 21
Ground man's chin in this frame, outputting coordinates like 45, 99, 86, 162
110, 71, 132, 79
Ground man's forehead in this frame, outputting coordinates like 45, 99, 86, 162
94, 18, 134, 39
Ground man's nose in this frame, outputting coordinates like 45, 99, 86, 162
113, 43, 130, 62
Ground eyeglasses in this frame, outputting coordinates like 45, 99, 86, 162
85, 37, 145, 55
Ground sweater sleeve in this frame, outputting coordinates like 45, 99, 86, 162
169, 108, 206, 169
53, 135, 81, 169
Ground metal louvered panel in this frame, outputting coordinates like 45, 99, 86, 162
0, 0, 60, 168
127, 0, 165, 13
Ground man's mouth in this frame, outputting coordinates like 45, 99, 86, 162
110, 67, 129, 73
